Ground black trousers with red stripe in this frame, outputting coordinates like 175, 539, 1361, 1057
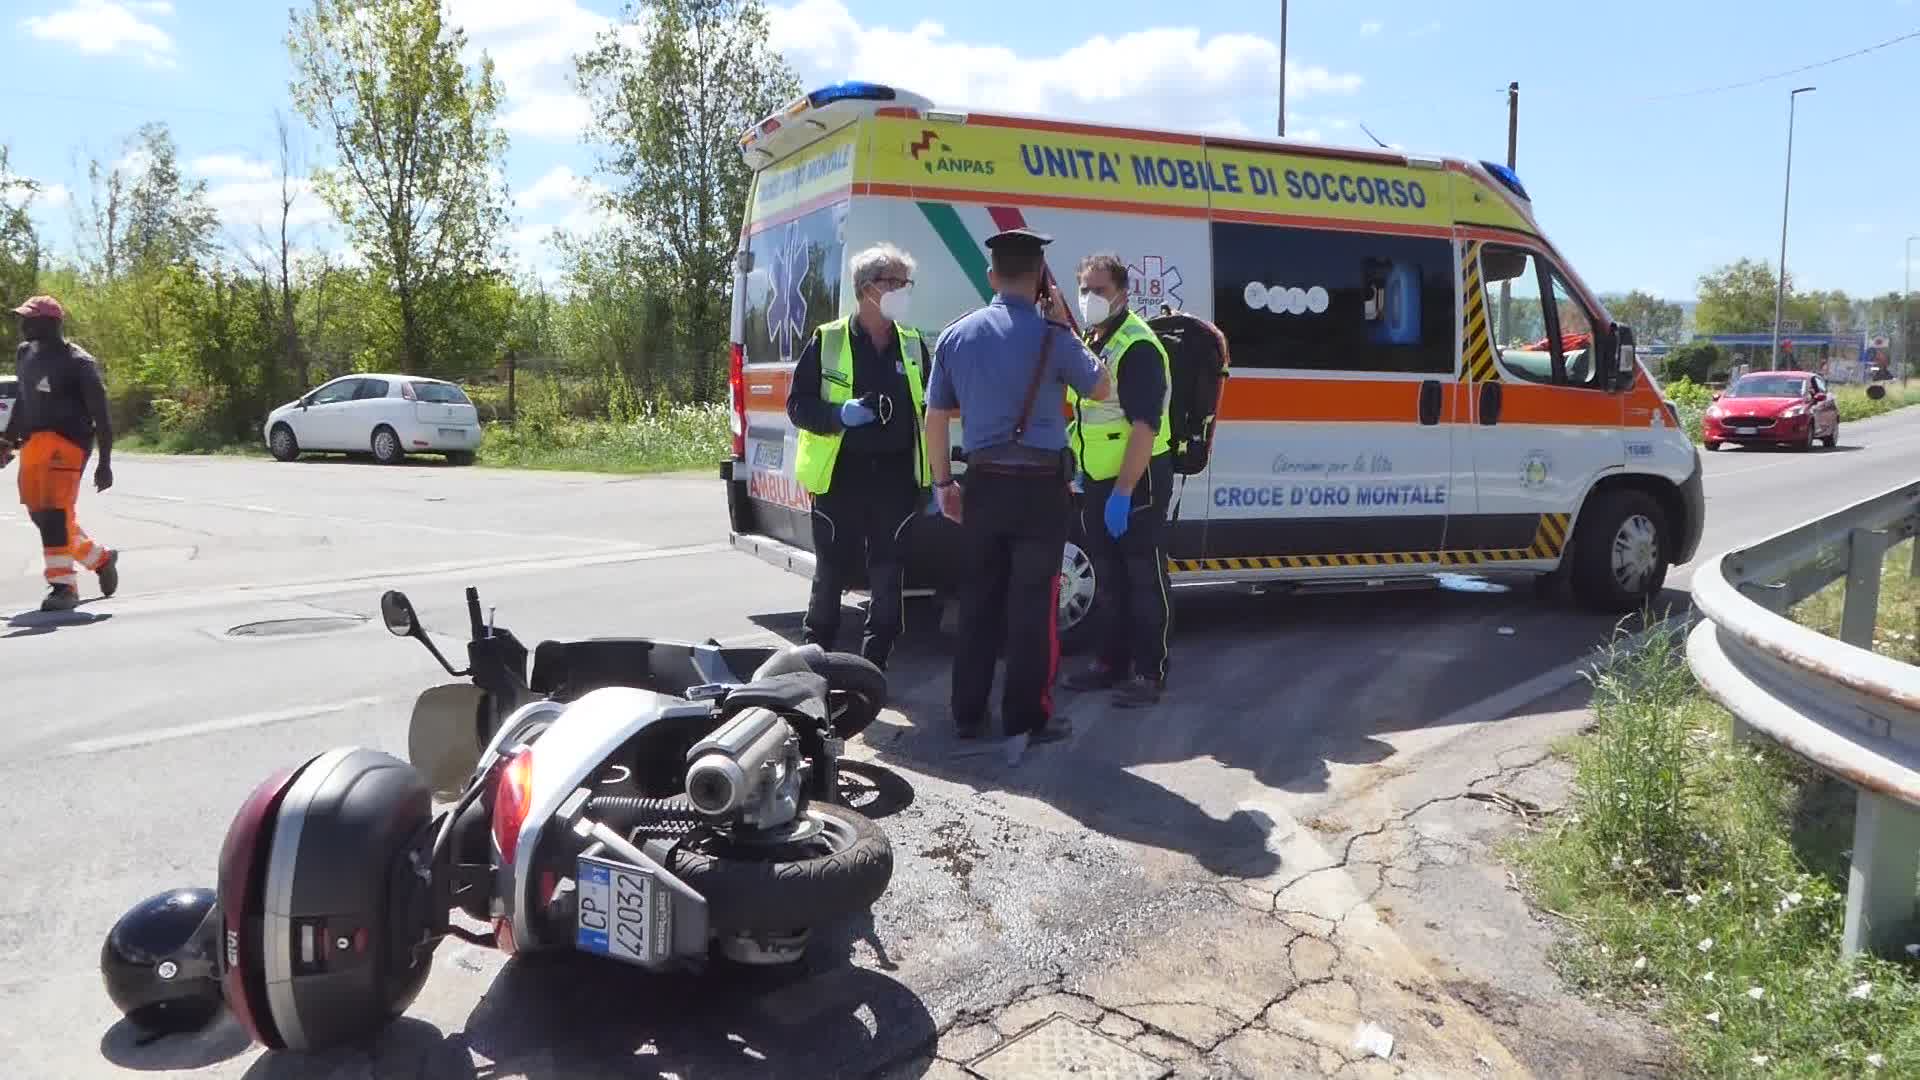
951, 469, 1067, 737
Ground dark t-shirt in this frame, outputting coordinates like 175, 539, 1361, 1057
9, 340, 110, 452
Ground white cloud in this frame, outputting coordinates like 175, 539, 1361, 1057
33, 183, 72, 209
191, 154, 275, 182
768, 0, 1361, 134
20, 0, 177, 68
517, 165, 606, 212
205, 176, 333, 238
445, 0, 610, 140
1407, 20, 1443, 39
1360, 20, 1383, 36
501, 93, 596, 139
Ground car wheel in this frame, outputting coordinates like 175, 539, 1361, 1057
269, 424, 300, 462
1056, 536, 1102, 656
1569, 489, 1669, 614
1800, 424, 1816, 452
371, 426, 404, 465
1703, 440, 1720, 452
445, 451, 476, 467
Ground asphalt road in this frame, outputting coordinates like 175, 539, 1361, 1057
3, 406, 1918, 1079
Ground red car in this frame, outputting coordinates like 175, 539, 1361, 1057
1703, 370, 1840, 451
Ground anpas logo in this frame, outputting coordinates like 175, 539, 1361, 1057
1127, 255, 1184, 314
907, 129, 996, 177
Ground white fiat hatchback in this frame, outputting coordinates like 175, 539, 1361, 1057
265, 374, 482, 465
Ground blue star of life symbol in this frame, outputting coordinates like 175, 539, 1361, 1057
1127, 255, 1184, 313
768, 223, 811, 360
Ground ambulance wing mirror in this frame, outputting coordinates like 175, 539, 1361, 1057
1609, 324, 1636, 392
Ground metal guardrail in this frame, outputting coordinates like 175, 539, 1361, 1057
1687, 480, 1920, 956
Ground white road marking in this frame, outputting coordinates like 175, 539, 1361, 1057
113, 490, 638, 547
63, 695, 390, 756
80, 540, 734, 619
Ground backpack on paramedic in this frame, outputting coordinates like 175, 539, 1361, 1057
1144, 312, 1230, 476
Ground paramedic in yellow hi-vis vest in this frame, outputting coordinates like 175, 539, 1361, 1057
787, 244, 931, 669
1063, 254, 1174, 708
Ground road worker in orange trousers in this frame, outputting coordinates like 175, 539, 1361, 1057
3, 295, 120, 612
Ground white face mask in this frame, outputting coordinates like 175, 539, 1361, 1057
877, 285, 912, 323
1079, 291, 1113, 325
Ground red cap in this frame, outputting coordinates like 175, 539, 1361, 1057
11, 295, 65, 320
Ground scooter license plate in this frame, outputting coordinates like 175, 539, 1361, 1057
575, 855, 663, 965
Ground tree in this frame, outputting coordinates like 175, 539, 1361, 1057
1602, 290, 1683, 344
122, 123, 218, 270
1659, 340, 1725, 386
575, 0, 799, 402
234, 113, 310, 402
1693, 259, 1784, 335
289, 0, 509, 374
0, 145, 41, 353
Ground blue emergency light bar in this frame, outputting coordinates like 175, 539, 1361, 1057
1481, 161, 1530, 202
806, 82, 898, 108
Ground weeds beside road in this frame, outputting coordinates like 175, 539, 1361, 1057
1792, 539, 1919, 666
1517, 622, 1920, 1077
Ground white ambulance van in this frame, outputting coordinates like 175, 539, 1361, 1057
720, 82, 1705, 650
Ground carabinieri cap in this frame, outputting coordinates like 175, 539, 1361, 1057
984, 227, 1053, 255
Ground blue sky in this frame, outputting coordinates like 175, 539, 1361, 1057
5, 0, 1919, 301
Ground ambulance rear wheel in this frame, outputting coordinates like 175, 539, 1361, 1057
1569, 489, 1669, 614
1057, 538, 1102, 656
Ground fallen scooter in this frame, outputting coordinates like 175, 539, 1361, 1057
100, 587, 896, 1053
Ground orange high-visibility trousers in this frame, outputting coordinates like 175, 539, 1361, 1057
17, 432, 108, 588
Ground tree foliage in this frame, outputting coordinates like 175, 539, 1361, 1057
1693, 259, 1785, 335
1602, 290, 1684, 345
289, 0, 509, 373
1659, 340, 1725, 386
574, 0, 799, 401
0, 144, 41, 354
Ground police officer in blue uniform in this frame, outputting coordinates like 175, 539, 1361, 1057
924, 228, 1112, 755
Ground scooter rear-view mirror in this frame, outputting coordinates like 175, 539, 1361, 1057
381, 590, 469, 677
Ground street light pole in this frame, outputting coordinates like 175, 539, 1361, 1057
1277, 0, 1288, 136
1906, 235, 1917, 383
1770, 86, 1815, 371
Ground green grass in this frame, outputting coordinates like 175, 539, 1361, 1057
118, 430, 269, 457
1665, 379, 1920, 446
1515, 622, 1920, 1077
477, 402, 730, 475
1790, 539, 1920, 666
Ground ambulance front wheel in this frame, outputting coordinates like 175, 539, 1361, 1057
1569, 489, 1670, 614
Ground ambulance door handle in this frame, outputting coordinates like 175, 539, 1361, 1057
1417, 380, 1442, 426
1479, 381, 1503, 426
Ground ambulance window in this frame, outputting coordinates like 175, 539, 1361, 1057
740, 199, 848, 367
1482, 247, 1554, 386
1547, 272, 1603, 389
1210, 223, 1455, 374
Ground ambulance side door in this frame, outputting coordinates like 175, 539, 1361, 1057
1459, 240, 1625, 555
1204, 222, 1459, 562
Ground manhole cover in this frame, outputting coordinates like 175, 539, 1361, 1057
226, 616, 366, 638
970, 1016, 1170, 1080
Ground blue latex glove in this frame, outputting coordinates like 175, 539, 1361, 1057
1104, 489, 1132, 539
1069, 470, 1085, 494
839, 399, 877, 427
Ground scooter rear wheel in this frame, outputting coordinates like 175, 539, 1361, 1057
666, 803, 892, 932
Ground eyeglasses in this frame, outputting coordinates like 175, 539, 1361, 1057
876, 277, 914, 289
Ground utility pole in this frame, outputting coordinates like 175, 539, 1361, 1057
1506, 81, 1519, 170
1498, 82, 1518, 339
1277, 0, 1288, 136
1771, 86, 1815, 371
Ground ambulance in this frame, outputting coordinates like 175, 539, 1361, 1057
720, 82, 1705, 650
